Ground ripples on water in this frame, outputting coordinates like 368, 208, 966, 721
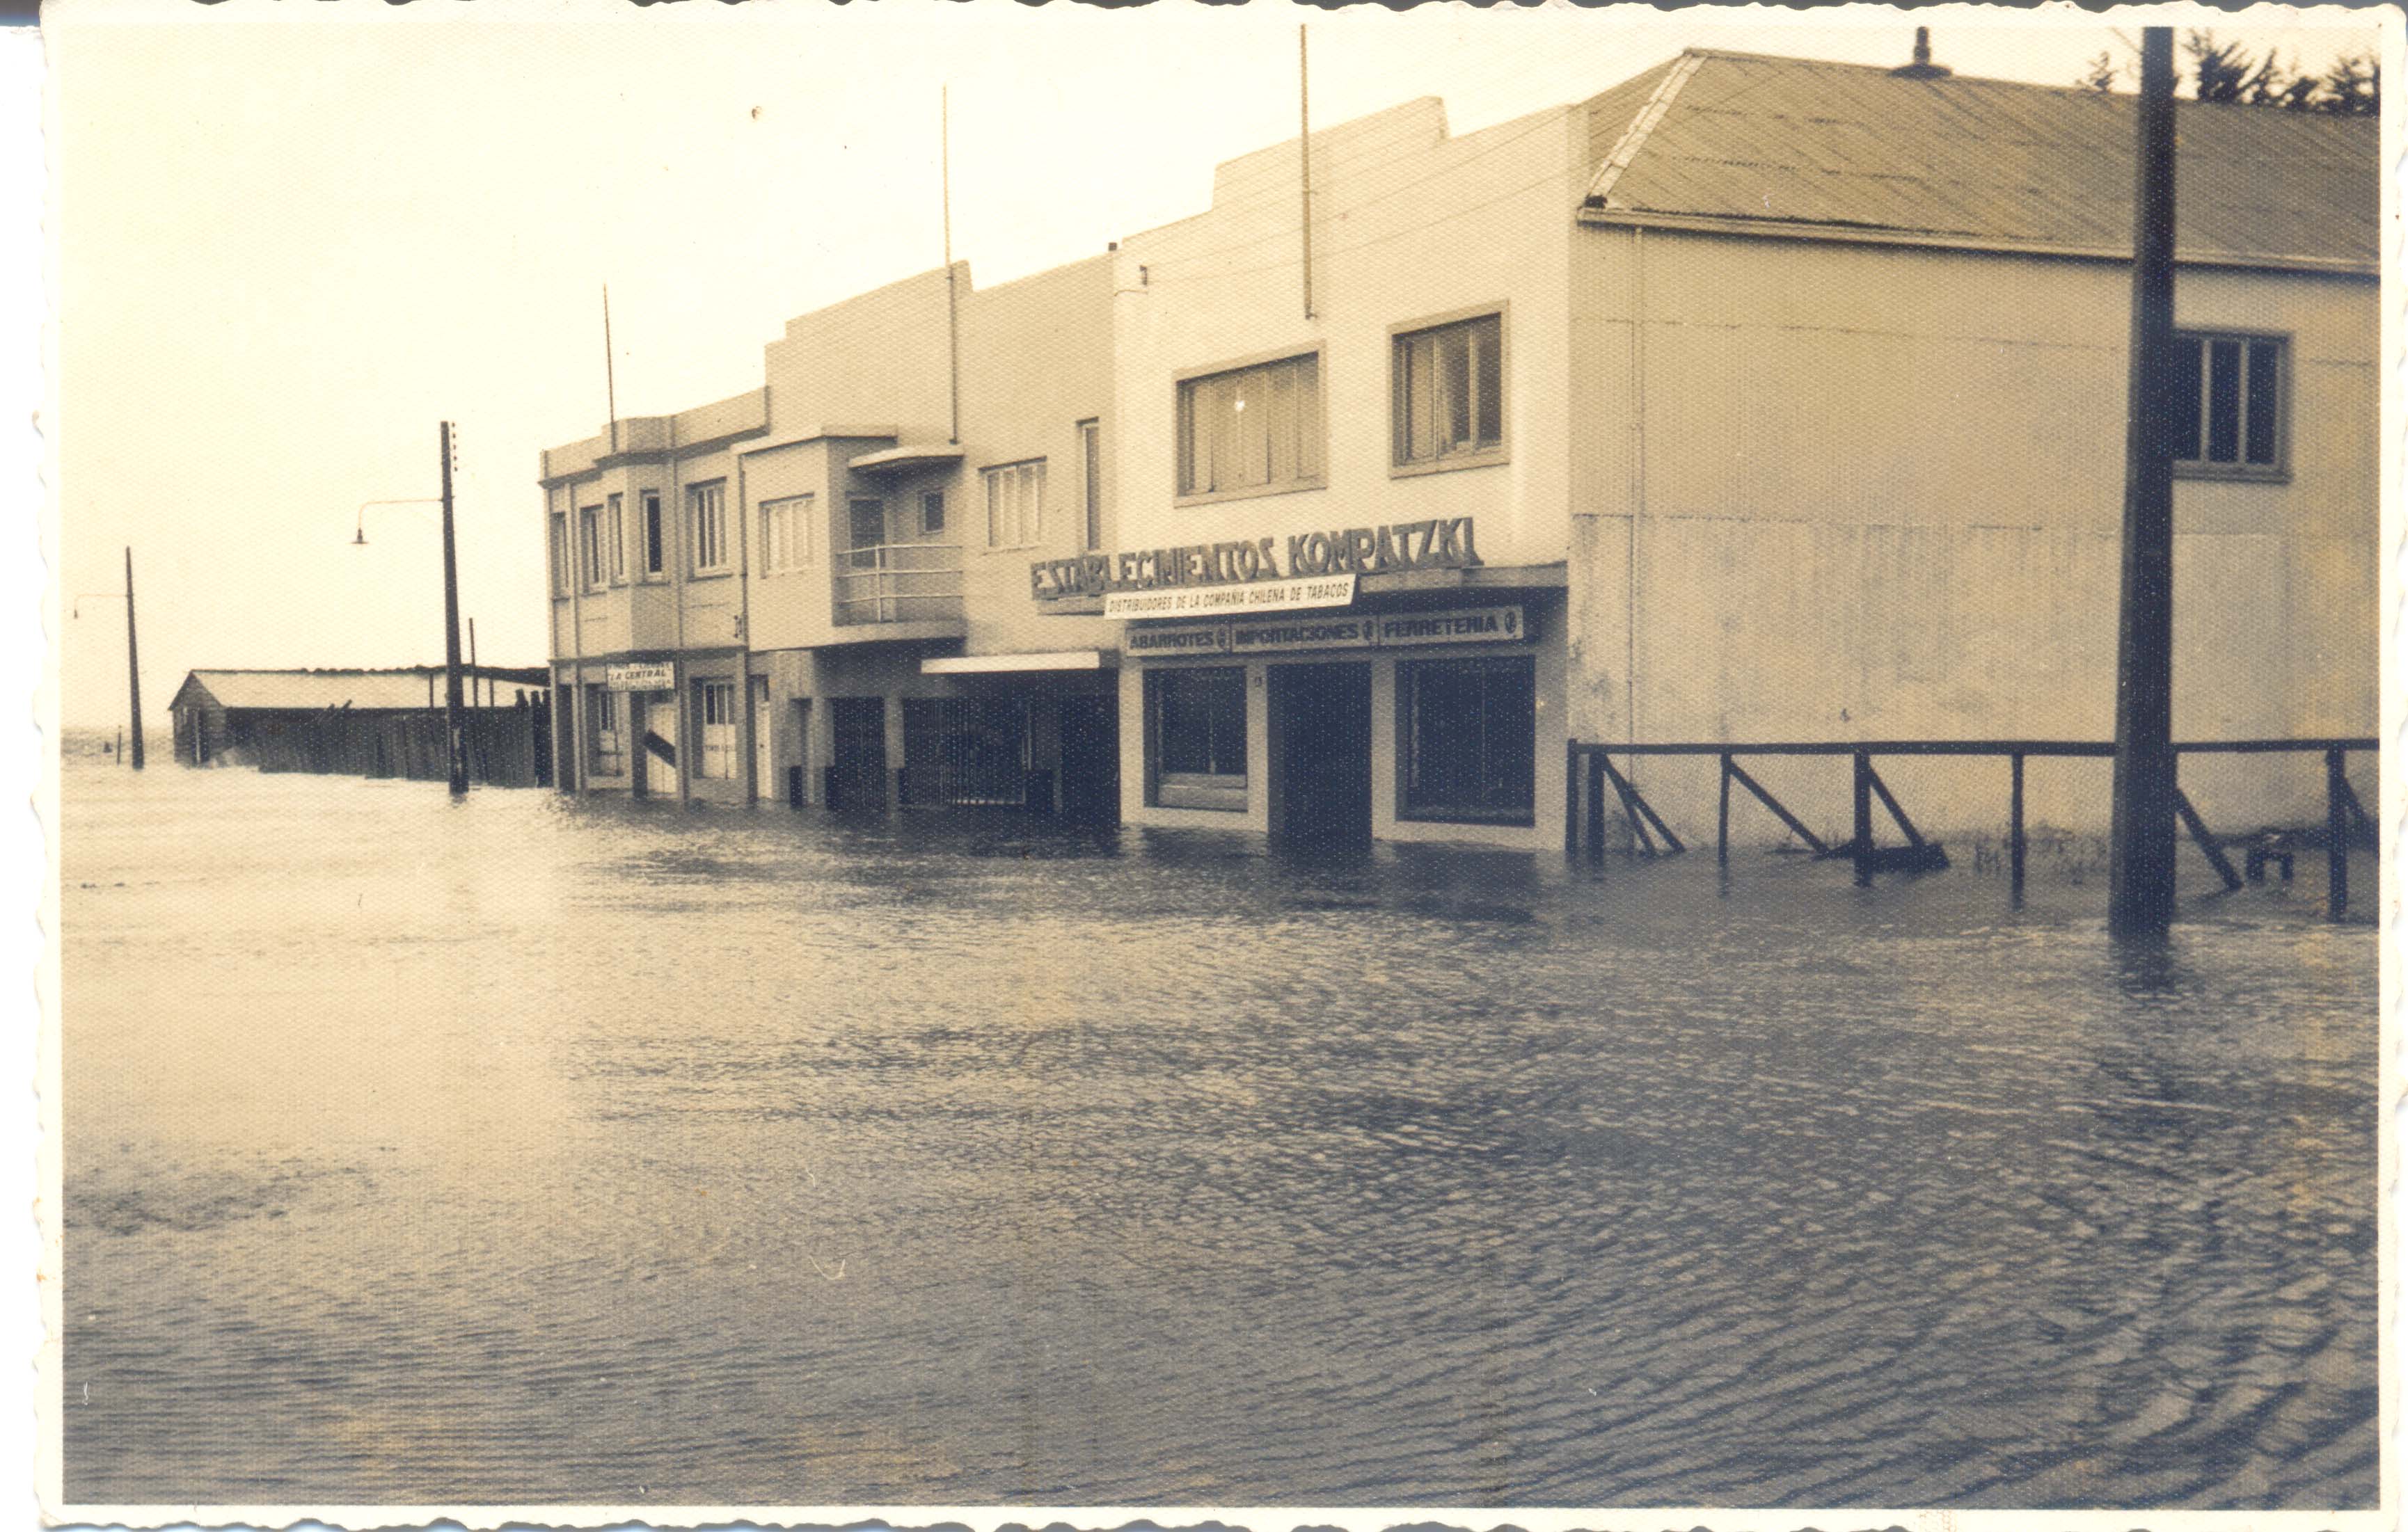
61, 764, 2377, 1508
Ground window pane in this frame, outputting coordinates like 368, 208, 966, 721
1403, 657, 1535, 820
1439, 326, 1473, 450
2169, 337, 2203, 461
644, 495, 664, 573
1473, 317, 1503, 447
2206, 338, 2242, 463
1295, 355, 1322, 479
2245, 340, 2280, 465
1155, 668, 1246, 778
1402, 334, 1434, 463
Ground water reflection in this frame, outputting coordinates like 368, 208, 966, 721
61, 765, 2377, 1509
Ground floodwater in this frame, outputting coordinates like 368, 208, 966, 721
62, 759, 2378, 1509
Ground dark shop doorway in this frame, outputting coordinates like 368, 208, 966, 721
1056, 693, 1120, 824
1269, 662, 1372, 849
827, 696, 888, 811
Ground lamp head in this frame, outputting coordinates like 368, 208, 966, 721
351, 528, 369, 546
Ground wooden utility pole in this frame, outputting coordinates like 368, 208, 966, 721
2107, 27, 2178, 939
440, 421, 468, 795
1299, 24, 1314, 321
122, 546, 143, 770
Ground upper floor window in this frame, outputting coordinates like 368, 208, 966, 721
1077, 419, 1102, 552
640, 490, 665, 577
984, 460, 1045, 550
605, 493, 627, 582
690, 481, 729, 573
1393, 310, 1503, 470
579, 505, 606, 591
1177, 352, 1322, 501
921, 490, 947, 536
759, 493, 814, 575
2171, 331, 2288, 479
549, 511, 570, 598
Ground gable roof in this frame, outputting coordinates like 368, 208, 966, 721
172, 667, 548, 713
1579, 49, 2375, 273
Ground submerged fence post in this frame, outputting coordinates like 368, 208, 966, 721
1564, 740, 1579, 859
1717, 753, 1732, 868
1585, 755, 1607, 862
2327, 748, 2350, 921
2009, 751, 2027, 909
1852, 751, 1874, 887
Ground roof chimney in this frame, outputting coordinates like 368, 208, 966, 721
1892, 26, 1952, 80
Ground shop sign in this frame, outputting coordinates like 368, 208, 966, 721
1128, 605, 1525, 658
605, 662, 676, 691
1031, 516, 1482, 604
1370, 605, 1525, 647
1103, 574, 1355, 621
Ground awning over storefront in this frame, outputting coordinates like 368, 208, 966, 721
921, 650, 1117, 676
849, 442, 967, 474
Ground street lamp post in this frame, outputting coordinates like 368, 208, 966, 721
349, 417, 469, 794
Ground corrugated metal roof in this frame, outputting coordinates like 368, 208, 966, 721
177, 668, 546, 712
1583, 49, 2375, 271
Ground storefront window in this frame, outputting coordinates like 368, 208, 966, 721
1398, 655, 1535, 824
1148, 667, 1247, 811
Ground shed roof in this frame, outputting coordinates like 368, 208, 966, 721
173, 667, 548, 713
1581, 49, 2375, 273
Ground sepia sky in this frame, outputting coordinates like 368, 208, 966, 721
45, 0, 2386, 727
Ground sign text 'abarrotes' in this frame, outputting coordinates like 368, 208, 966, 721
1030, 516, 1482, 603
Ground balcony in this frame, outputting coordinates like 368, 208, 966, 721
833, 543, 965, 629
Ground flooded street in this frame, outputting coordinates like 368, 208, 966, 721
62, 761, 2377, 1509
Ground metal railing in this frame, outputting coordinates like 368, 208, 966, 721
833, 542, 964, 625
1566, 737, 2378, 919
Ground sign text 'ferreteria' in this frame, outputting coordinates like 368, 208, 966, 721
1031, 516, 1482, 603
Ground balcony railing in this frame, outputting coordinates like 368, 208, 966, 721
834, 542, 965, 626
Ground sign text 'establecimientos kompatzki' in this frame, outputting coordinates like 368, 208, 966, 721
1029, 516, 1483, 605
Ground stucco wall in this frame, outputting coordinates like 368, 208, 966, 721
1566, 225, 2377, 840
1112, 97, 1587, 576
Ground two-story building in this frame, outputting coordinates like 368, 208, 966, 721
544, 256, 1119, 815
1059, 45, 2372, 850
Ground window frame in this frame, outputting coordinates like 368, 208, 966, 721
2169, 328, 2292, 484
757, 492, 815, 576
921, 489, 947, 537
1145, 664, 1249, 813
640, 490, 666, 580
1077, 418, 1103, 552
605, 493, 627, 584
1173, 346, 1327, 507
688, 479, 731, 576
1394, 653, 1538, 827
1389, 303, 1510, 478
579, 504, 607, 591
548, 510, 571, 598
982, 458, 1047, 551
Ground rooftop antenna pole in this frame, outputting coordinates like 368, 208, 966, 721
1299, 24, 1314, 321
603, 285, 619, 455
2107, 25, 2178, 940
122, 546, 143, 770
943, 83, 961, 445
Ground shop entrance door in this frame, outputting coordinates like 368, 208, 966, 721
638, 693, 679, 799
829, 696, 888, 811
750, 676, 775, 801
1269, 662, 1372, 849
1057, 694, 1120, 823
